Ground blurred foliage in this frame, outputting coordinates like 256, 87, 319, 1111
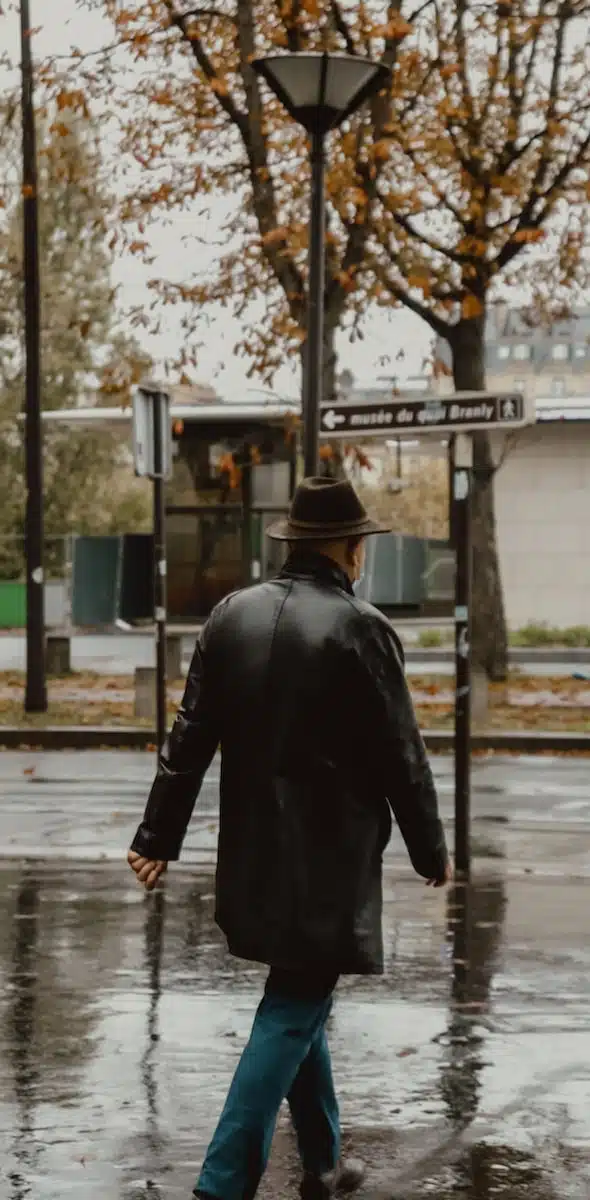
0, 103, 152, 579
355, 451, 449, 540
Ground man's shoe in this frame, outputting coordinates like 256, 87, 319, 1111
300, 1156, 366, 1198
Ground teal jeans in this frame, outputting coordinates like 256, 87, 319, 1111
194, 969, 340, 1200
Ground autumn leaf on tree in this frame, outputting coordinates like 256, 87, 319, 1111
461, 295, 483, 319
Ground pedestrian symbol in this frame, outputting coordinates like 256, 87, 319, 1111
501, 398, 516, 420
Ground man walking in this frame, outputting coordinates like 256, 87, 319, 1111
128, 476, 451, 1200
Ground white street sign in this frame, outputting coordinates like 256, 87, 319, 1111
132, 386, 172, 479
320, 391, 534, 438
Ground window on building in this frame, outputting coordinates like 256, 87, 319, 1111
497, 345, 511, 360
574, 344, 586, 359
551, 343, 569, 360
513, 343, 531, 360
551, 377, 566, 397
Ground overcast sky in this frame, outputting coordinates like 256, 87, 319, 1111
5, 1, 433, 400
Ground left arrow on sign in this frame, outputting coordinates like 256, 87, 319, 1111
322, 409, 346, 431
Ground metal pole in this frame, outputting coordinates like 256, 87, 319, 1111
152, 396, 167, 755
21, 0, 47, 713
302, 130, 326, 477
452, 433, 473, 876
288, 434, 297, 498
240, 457, 253, 587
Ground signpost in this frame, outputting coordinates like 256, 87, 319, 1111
320, 391, 532, 439
320, 390, 534, 876
451, 434, 472, 875
132, 386, 172, 756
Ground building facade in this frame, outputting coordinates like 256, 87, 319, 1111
434, 305, 590, 399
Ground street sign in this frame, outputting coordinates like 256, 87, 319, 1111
132, 386, 172, 479
320, 391, 533, 438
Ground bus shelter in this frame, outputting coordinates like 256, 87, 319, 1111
41, 398, 299, 623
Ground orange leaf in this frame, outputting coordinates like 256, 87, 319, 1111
56, 88, 89, 116
210, 76, 229, 97
511, 228, 545, 245
461, 294, 483, 319
372, 139, 391, 162
261, 226, 288, 246
378, 15, 413, 39
408, 273, 431, 297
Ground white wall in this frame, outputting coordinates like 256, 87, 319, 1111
493, 422, 590, 628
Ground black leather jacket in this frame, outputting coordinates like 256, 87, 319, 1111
131, 551, 448, 974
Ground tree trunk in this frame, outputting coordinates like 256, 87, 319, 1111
449, 315, 508, 681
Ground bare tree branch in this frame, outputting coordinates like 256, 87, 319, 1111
370, 258, 450, 338
278, 0, 304, 52
165, 0, 305, 319
378, 201, 468, 264
454, 0, 477, 142
496, 126, 590, 271
433, 3, 474, 175
524, 2, 569, 199
164, 0, 248, 134
235, 0, 306, 316
327, 0, 409, 320
329, 0, 357, 54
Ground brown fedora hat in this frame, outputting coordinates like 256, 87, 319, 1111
266, 477, 391, 541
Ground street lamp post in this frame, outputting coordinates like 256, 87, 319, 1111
20, 0, 47, 713
252, 52, 391, 477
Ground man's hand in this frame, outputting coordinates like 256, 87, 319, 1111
426, 860, 454, 888
127, 850, 168, 892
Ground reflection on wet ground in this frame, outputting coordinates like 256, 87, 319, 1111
0, 864, 589, 1199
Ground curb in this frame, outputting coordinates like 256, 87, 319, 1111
1, 727, 589, 753
0, 727, 154, 750
424, 729, 590, 753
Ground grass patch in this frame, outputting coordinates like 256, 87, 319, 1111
0, 697, 178, 728
414, 704, 590, 733
416, 629, 451, 648
510, 623, 590, 648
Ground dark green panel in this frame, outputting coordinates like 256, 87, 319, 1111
72, 537, 122, 627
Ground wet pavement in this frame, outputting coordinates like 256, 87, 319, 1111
0, 753, 589, 1198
